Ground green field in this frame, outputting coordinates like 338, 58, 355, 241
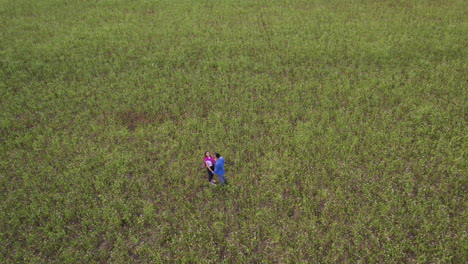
1, 0, 466, 263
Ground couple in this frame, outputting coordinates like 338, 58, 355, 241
204, 152, 227, 186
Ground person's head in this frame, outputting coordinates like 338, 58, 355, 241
215, 153, 221, 159
205, 151, 211, 158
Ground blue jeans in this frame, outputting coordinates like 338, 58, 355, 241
217, 174, 227, 185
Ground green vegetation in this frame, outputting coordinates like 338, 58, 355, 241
1, 0, 466, 262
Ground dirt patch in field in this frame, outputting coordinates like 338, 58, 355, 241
118, 111, 173, 131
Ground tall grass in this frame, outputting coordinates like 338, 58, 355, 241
1, 0, 466, 262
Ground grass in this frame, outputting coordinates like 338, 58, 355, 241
1, 0, 466, 263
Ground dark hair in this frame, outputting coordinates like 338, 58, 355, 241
205, 151, 210, 157
215, 153, 220, 158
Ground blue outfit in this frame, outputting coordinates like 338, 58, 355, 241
213, 157, 227, 185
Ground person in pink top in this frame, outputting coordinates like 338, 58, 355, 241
204, 151, 216, 185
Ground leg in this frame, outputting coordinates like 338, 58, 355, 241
209, 166, 215, 183
218, 174, 227, 185
207, 169, 213, 182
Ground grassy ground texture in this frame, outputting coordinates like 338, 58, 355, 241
1, 0, 466, 263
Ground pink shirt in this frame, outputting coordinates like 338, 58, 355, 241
204, 157, 215, 168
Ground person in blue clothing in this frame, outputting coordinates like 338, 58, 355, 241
213, 153, 227, 186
